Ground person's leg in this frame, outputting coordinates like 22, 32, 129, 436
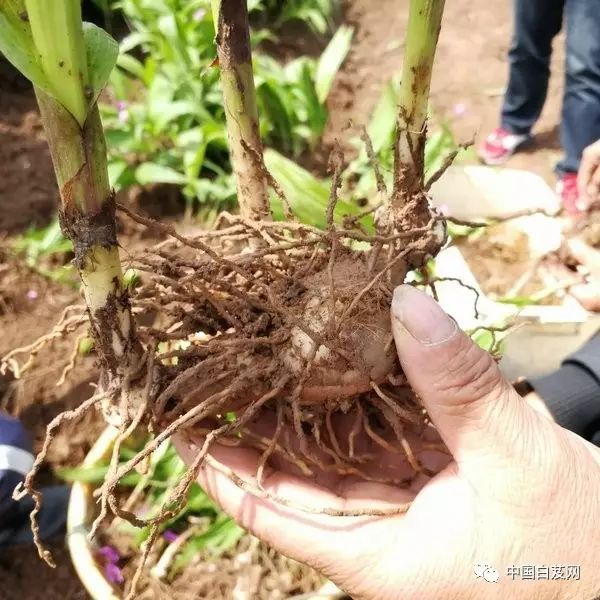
480, 0, 565, 165
558, 0, 600, 176
501, 0, 564, 134
0, 486, 70, 548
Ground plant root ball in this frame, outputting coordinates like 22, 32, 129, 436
125, 209, 446, 478
144, 248, 420, 425
283, 257, 398, 405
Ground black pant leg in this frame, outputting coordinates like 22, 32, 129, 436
501, 0, 565, 134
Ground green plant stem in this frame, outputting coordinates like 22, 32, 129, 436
36, 90, 139, 377
23, 0, 140, 381
211, 0, 271, 221
394, 0, 445, 203
26, 0, 89, 126
23, 0, 138, 377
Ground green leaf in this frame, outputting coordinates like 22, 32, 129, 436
446, 222, 480, 239
116, 52, 146, 80
83, 22, 119, 107
119, 31, 151, 53
257, 81, 294, 154
367, 80, 398, 153
25, 0, 89, 125
471, 328, 495, 352
13, 219, 72, 260
107, 159, 128, 188
185, 485, 217, 513
315, 25, 353, 103
56, 463, 141, 485
135, 163, 188, 186
56, 464, 108, 483
38, 219, 70, 253
298, 60, 326, 141
424, 125, 456, 175
151, 100, 196, 132
264, 149, 372, 231
174, 517, 245, 571
150, 438, 172, 467
78, 337, 94, 355
0, 1, 53, 95
104, 128, 133, 148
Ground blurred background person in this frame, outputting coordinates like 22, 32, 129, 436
0, 412, 69, 548
478, 0, 600, 214
578, 138, 600, 207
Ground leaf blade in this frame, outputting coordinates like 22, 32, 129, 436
83, 22, 119, 107
135, 162, 188, 186
315, 25, 353, 104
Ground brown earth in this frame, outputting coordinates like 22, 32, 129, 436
0, 0, 569, 598
0, 70, 59, 233
326, 0, 564, 184
455, 224, 563, 304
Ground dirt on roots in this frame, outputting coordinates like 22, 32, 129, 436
100, 184, 448, 520
3, 164, 453, 597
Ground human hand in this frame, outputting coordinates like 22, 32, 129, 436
578, 140, 600, 207
176, 285, 600, 600
568, 238, 600, 312
522, 390, 555, 421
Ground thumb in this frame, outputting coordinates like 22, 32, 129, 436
390, 284, 534, 465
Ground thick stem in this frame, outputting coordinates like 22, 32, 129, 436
212, 0, 271, 221
26, 0, 89, 126
21, 0, 141, 383
394, 0, 445, 203
35, 89, 139, 378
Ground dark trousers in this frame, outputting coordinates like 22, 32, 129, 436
0, 485, 70, 548
501, 0, 600, 175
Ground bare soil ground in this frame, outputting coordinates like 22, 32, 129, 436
0, 0, 568, 597
0, 68, 58, 233
326, 0, 564, 184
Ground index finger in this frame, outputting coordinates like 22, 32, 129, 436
173, 434, 415, 561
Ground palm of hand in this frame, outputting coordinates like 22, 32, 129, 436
176, 286, 600, 600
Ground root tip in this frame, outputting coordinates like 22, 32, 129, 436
12, 482, 26, 501
41, 550, 56, 568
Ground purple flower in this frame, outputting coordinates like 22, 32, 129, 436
105, 562, 124, 585
98, 546, 124, 585
26, 289, 38, 300
98, 545, 120, 563
163, 529, 179, 543
115, 100, 129, 124
193, 8, 206, 21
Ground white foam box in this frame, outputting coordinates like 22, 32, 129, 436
429, 166, 600, 380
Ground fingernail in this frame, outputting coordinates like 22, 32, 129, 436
391, 285, 457, 346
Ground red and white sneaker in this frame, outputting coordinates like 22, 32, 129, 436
478, 127, 531, 165
556, 172, 585, 216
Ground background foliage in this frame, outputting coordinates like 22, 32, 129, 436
101, 0, 352, 214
